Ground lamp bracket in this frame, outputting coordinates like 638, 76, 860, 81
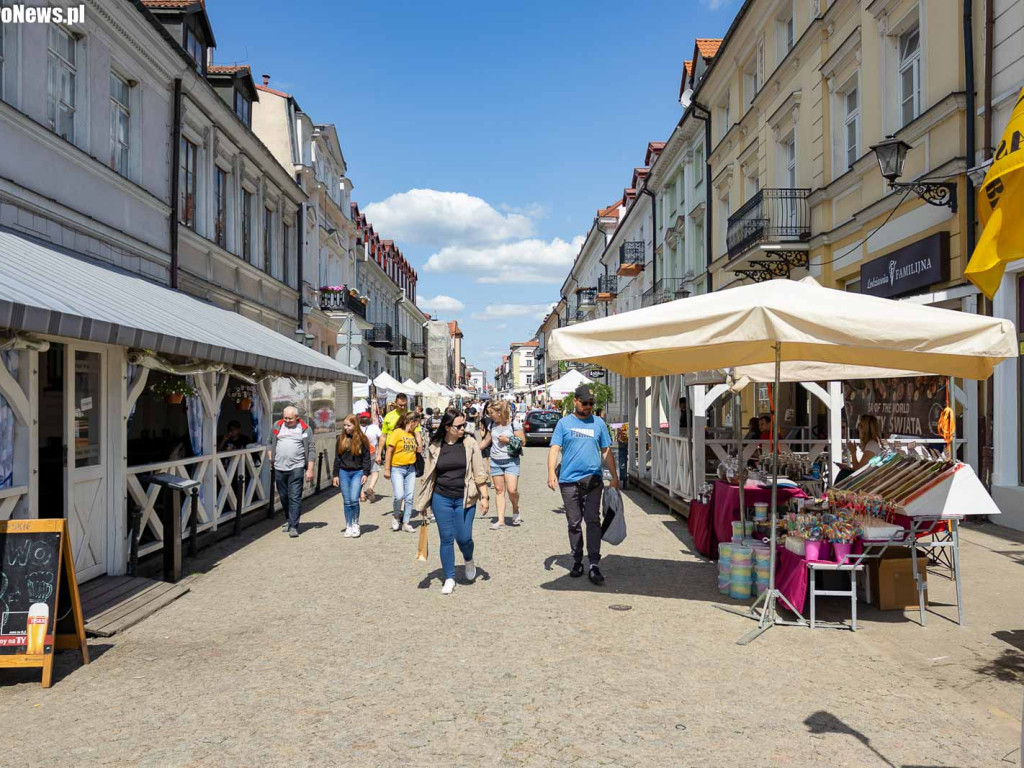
890, 181, 958, 213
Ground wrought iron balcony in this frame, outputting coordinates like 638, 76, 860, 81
597, 275, 618, 300
641, 277, 691, 308
388, 336, 408, 356
726, 188, 811, 260
410, 341, 426, 358
318, 288, 367, 319
576, 287, 598, 310
567, 309, 587, 325
617, 241, 645, 276
345, 291, 367, 318
364, 323, 393, 347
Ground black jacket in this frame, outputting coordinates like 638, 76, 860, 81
333, 445, 372, 475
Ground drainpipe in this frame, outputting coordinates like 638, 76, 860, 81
393, 294, 403, 378
169, 78, 182, 290
692, 102, 714, 285
296, 200, 305, 332
984, 0, 994, 160
640, 185, 657, 289
965, 0, 977, 254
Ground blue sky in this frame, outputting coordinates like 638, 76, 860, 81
207, 0, 738, 377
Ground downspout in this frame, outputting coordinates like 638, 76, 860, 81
984, 0, 994, 160
640, 185, 657, 288
692, 102, 713, 285
296, 199, 305, 331
965, 0, 977, 254
169, 78, 182, 290
393, 294, 403, 378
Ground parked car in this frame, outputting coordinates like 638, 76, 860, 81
523, 409, 561, 446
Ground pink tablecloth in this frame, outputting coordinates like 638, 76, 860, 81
776, 547, 810, 615
710, 480, 808, 558
687, 500, 712, 557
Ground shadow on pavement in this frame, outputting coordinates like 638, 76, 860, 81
803, 710, 970, 767
0, 643, 114, 688
540, 553, 719, 601
417, 566, 491, 589
975, 648, 1024, 684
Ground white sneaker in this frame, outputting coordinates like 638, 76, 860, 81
392, 518, 400, 532
512, 514, 522, 526
441, 578, 456, 595
464, 560, 477, 582
343, 525, 353, 538
403, 523, 415, 533
351, 524, 360, 538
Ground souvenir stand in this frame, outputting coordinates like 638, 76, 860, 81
548, 277, 1017, 644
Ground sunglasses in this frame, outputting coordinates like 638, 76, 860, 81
578, 400, 595, 406
451, 423, 466, 430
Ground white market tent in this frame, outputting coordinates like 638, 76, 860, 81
402, 378, 425, 395
549, 276, 1017, 642
547, 369, 594, 399
417, 377, 446, 394
373, 372, 416, 396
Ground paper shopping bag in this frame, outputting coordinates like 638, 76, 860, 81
416, 520, 429, 562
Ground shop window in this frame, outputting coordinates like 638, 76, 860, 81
47, 25, 76, 143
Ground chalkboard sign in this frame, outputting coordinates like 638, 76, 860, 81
0, 520, 88, 687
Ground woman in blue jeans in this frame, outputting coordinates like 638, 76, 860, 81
384, 412, 422, 532
332, 414, 372, 538
479, 400, 525, 529
414, 410, 490, 595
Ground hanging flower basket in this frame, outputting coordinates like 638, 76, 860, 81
228, 383, 258, 411
149, 377, 196, 404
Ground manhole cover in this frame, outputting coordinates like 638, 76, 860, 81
608, 604, 632, 611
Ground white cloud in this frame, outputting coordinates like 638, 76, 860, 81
471, 302, 558, 322
701, 0, 732, 8
417, 294, 465, 313
425, 235, 585, 284
363, 189, 535, 248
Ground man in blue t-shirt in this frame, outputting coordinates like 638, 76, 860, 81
547, 384, 619, 584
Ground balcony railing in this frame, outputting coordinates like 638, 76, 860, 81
576, 287, 598, 310
318, 289, 368, 318
410, 342, 426, 357
726, 188, 811, 259
641, 277, 691, 308
364, 323, 393, 347
387, 336, 408, 356
617, 241, 645, 276
597, 275, 618, 300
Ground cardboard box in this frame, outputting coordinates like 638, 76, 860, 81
867, 549, 928, 611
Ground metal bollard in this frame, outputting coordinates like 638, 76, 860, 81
268, 466, 277, 519
234, 469, 244, 536
188, 487, 199, 557
160, 489, 182, 583
315, 450, 325, 494
127, 496, 141, 577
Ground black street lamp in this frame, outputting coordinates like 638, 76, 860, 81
869, 136, 958, 213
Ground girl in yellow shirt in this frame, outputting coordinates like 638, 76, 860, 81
385, 412, 422, 531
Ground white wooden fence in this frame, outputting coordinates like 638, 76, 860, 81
650, 433, 694, 501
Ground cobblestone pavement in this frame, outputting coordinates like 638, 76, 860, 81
2, 446, 1023, 766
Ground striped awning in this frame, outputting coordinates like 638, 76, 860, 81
0, 228, 362, 382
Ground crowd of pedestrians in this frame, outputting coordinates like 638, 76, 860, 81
272, 384, 620, 595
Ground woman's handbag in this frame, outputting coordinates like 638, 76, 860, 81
507, 435, 524, 459
416, 519, 429, 562
414, 452, 425, 477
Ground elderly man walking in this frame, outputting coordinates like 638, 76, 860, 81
269, 406, 315, 538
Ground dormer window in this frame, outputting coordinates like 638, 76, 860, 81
184, 24, 203, 73
233, 89, 250, 126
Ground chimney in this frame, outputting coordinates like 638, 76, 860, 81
262, 74, 270, 87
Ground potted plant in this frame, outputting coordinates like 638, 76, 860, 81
228, 383, 258, 411
150, 377, 197, 405
320, 285, 345, 294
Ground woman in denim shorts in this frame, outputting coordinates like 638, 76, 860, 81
481, 400, 525, 529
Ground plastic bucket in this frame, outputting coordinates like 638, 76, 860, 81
753, 502, 769, 521
804, 540, 825, 561
729, 576, 752, 599
832, 542, 853, 564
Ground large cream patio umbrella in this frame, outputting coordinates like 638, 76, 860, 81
549, 277, 1015, 381
549, 277, 1016, 644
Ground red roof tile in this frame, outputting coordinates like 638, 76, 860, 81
255, 83, 291, 99
140, 0, 200, 8
695, 38, 722, 59
597, 198, 623, 218
207, 64, 249, 75
684, 60, 694, 78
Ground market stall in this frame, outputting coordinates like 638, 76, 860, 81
549, 277, 1016, 643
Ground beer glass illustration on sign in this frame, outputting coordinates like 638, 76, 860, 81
26, 603, 49, 655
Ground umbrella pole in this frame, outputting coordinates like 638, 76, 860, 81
733, 342, 807, 645
735, 391, 745, 542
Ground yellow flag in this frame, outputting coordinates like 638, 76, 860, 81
965, 85, 1024, 298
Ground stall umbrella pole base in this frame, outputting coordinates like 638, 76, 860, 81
715, 589, 808, 646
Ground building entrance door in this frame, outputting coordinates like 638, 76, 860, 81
65, 346, 108, 582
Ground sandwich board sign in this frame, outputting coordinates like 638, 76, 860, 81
0, 519, 89, 687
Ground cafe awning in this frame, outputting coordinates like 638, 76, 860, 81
0, 228, 363, 382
